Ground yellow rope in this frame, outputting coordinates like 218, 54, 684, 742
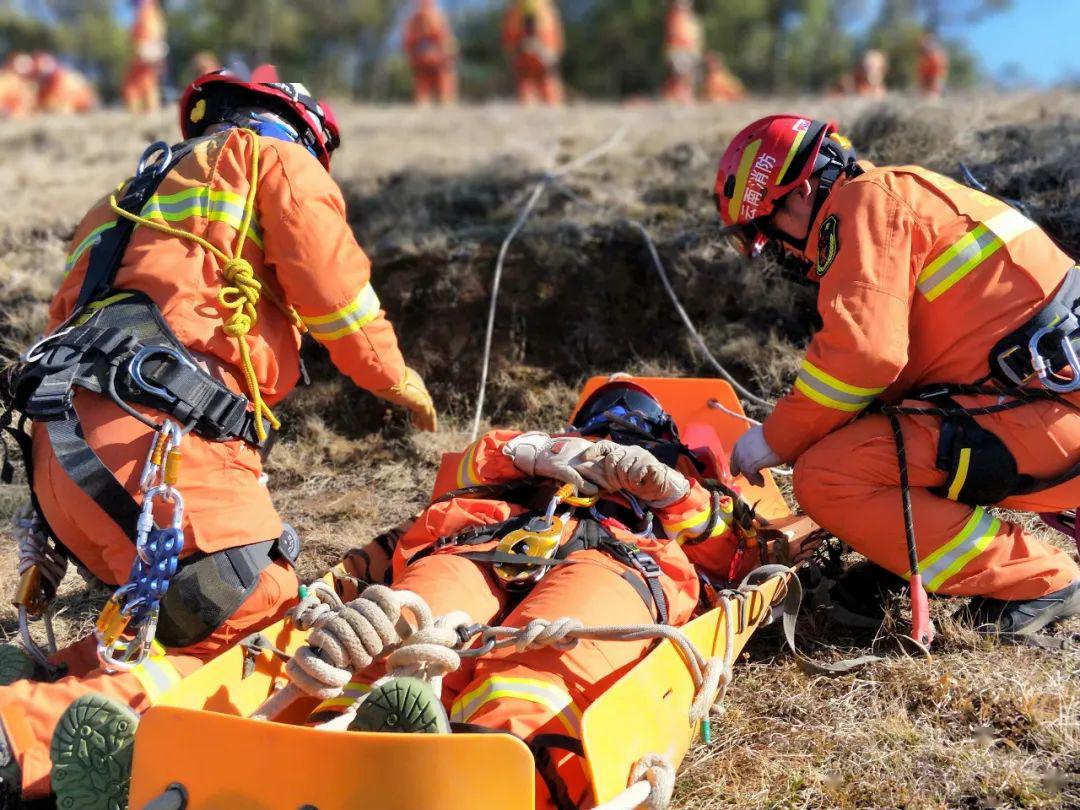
108, 131, 298, 441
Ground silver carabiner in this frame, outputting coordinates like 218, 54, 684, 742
127, 345, 198, 404
1028, 326, 1080, 394
139, 420, 183, 492
21, 326, 74, 364
136, 141, 172, 179
135, 484, 185, 563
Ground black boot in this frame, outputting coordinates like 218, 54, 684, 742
958, 578, 1080, 636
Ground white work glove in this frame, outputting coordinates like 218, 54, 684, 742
730, 425, 782, 487
502, 432, 598, 495
576, 440, 690, 508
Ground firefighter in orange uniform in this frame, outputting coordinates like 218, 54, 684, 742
0, 52, 36, 118
918, 33, 948, 97
503, 0, 565, 106
122, 0, 168, 113
714, 115, 1080, 637
310, 381, 754, 808
0, 67, 436, 809
853, 49, 887, 97
702, 52, 744, 104
404, 0, 458, 106
662, 0, 703, 104
33, 52, 97, 114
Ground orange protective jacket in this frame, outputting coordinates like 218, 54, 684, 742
404, 6, 456, 69
408, 429, 741, 589
763, 162, 1077, 462
503, 1, 565, 68
131, 0, 167, 57
665, 6, 703, 55
46, 129, 407, 576
918, 49, 948, 88
0, 70, 35, 117
37, 68, 96, 114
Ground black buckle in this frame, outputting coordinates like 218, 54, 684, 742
631, 550, 662, 579
25, 384, 74, 420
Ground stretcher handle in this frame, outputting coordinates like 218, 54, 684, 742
142, 782, 188, 810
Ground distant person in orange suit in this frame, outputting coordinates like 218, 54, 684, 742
33, 52, 97, 115
918, 33, 948, 97
0, 52, 37, 118
122, 0, 168, 113
662, 0, 703, 104
503, 0, 565, 106
404, 0, 458, 106
854, 49, 888, 98
702, 53, 744, 103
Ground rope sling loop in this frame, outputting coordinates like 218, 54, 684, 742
11, 502, 65, 672
107, 132, 304, 442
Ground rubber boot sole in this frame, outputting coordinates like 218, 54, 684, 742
0, 645, 36, 687
348, 677, 450, 734
1011, 584, 1080, 636
50, 694, 139, 810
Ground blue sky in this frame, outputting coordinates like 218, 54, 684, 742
947, 0, 1079, 86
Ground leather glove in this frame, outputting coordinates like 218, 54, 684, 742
577, 440, 690, 508
374, 367, 438, 432
502, 433, 598, 495
730, 425, 781, 487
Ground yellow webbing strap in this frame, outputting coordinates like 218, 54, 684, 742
108, 132, 303, 441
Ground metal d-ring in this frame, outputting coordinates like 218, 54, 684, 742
127, 345, 198, 404
137, 141, 173, 179
1029, 326, 1080, 393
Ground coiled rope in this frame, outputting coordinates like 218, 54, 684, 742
108, 131, 303, 441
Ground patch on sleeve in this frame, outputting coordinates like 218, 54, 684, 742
815, 215, 840, 277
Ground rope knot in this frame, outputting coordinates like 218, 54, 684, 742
629, 754, 675, 810
514, 617, 583, 653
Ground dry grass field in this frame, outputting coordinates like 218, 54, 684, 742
0, 94, 1078, 808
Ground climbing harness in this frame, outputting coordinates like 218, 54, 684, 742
95, 420, 186, 671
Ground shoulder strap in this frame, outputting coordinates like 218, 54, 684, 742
74, 139, 204, 312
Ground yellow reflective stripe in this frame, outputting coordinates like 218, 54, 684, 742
72, 292, 134, 326
141, 187, 264, 250
727, 139, 761, 223
65, 221, 117, 275
314, 682, 373, 714
130, 652, 183, 705
300, 284, 382, 342
450, 676, 582, 738
663, 502, 734, 546
775, 127, 807, 186
917, 209, 1036, 302
794, 360, 885, 412
456, 441, 483, 488
909, 507, 1000, 592
945, 447, 972, 501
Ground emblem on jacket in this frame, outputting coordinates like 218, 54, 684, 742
816, 215, 839, 277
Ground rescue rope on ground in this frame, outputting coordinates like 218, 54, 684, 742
592, 754, 675, 810
470, 126, 628, 441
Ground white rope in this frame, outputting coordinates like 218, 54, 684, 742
591, 754, 677, 810
470, 126, 628, 441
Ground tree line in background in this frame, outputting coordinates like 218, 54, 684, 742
0, 0, 1009, 103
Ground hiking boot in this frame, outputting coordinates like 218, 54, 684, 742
348, 677, 450, 734
51, 694, 139, 810
958, 579, 1080, 636
0, 646, 36, 687
827, 561, 908, 629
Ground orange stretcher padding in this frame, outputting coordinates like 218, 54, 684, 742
127, 573, 789, 809
572, 376, 790, 519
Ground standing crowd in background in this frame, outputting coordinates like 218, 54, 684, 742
1, 0, 952, 118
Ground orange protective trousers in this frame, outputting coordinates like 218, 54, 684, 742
514, 59, 564, 106
412, 65, 457, 105
0, 560, 296, 799
121, 62, 162, 113
795, 401, 1080, 601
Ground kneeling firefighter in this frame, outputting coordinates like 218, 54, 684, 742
0, 65, 436, 807
314, 380, 777, 809
715, 114, 1080, 637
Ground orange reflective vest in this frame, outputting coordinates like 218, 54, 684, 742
503, 1, 564, 67
763, 161, 1076, 461
404, 7, 456, 69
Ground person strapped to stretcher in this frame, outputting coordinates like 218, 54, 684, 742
314, 379, 820, 810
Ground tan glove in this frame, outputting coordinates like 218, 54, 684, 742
502, 432, 598, 495
374, 367, 437, 432
577, 440, 690, 508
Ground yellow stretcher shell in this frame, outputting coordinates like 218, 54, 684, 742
128, 376, 794, 808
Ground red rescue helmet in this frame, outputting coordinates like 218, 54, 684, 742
714, 114, 856, 257
179, 64, 341, 169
